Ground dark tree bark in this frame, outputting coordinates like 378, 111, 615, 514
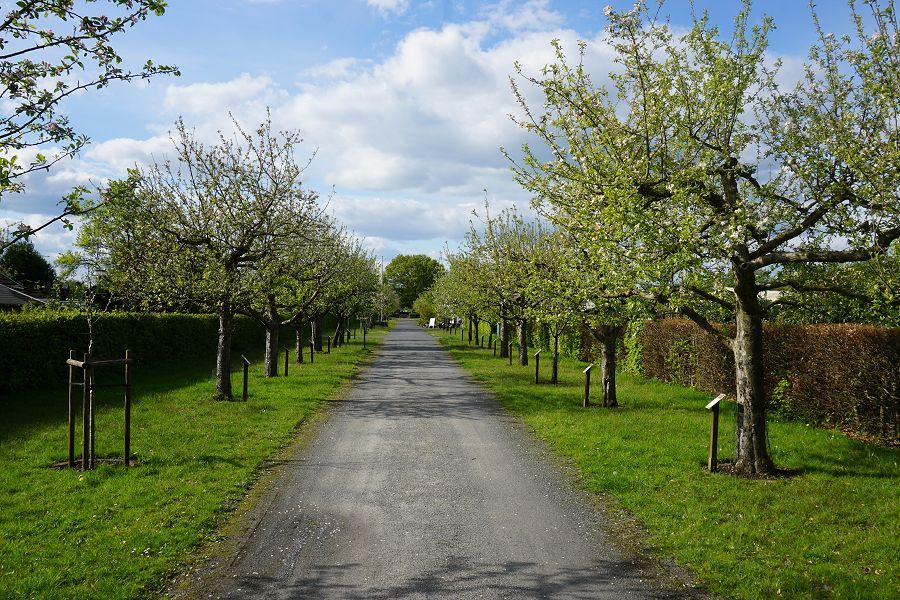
473, 316, 480, 346
551, 330, 559, 384
732, 265, 775, 475
499, 315, 509, 358
263, 294, 280, 378
215, 300, 234, 399
295, 320, 304, 364
468, 314, 473, 344
517, 319, 528, 366
487, 323, 494, 351
598, 324, 621, 408
312, 316, 323, 351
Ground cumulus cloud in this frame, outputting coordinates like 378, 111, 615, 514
2, 1, 621, 261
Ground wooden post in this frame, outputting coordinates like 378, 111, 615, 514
87, 360, 95, 470
284, 348, 289, 376
508, 342, 513, 366
124, 350, 132, 467
68, 350, 75, 468
534, 349, 541, 384
241, 355, 250, 401
706, 394, 726, 472
82, 353, 89, 470
583, 363, 594, 408
326, 336, 331, 354
481, 335, 485, 348
363, 327, 367, 349
493, 340, 497, 358
310, 341, 315, 363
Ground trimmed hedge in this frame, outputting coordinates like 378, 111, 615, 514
0, 311, 264, 393
636, 319, 900, 444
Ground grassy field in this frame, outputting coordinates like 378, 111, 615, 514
434, 330, 899, 600
0, 327, 387, 599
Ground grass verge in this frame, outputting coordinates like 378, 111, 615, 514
0, 327, 388, 599
435, 330, 899, 600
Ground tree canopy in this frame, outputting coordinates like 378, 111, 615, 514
0, 239, 55, 290
385, 254, 445, 310
509, 0, 898, 474
0, 0, 179, 251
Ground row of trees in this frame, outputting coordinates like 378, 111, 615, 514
423, 0, 898, 476
66, 114, 397, 399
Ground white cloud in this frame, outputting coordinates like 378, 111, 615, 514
367, 0, 409, 15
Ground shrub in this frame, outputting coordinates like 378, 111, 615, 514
0, 311, 263, 393
635, 319, 899, 444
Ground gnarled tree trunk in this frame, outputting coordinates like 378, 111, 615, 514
733, 267, 775, 475
518, 319, 528, 366
598, 324, 621, 408
263, 294, 279, 378
295, 324, 304, 363
499, 316, 509, 358
215, 300, 233, 399
551, 330, 559, 384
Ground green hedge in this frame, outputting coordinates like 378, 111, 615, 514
0, 311, 264, 393
636, 319, 900, 444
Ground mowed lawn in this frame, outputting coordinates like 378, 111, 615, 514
435, 330, 899, 600
0, 328, 387, 599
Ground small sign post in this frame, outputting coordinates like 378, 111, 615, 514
583, 363, 594, 407
284, 348, 289, 377
534, 349, 541, 384
706, 393, 726, 472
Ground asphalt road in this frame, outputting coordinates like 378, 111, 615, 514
205, 319, 692, 599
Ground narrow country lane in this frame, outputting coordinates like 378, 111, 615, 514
203, 319, 693, 599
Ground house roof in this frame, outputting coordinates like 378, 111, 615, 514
0, 276, 45, 306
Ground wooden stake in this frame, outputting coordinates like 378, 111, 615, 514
68, 350, 75, 468
310, 341, 315, 363
534, 349, 541, 384
284, 348, 289, 376
124, 350, 132, 467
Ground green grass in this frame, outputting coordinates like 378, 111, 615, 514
0, 327, 388, 599
435, 331, 899, 600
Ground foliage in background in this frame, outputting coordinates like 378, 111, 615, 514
0, 239, 56, 291
385, 254, 445, 309
0, 310, 263, 394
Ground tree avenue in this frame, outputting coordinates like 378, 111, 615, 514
69, 113, 383, 399
508, 0, 899, 474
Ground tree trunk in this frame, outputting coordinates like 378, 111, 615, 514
263, 295, 279, 378
599, 324, 621, 408
333, 319, 343, 348
312, 316, 323, 351
551, 331, 559, 384
468, 315, 473, 344
295, 324, 304, 364
518, 319, 528, 366
487, 324, 494, 351
733, 266, 775, 475
215, 300, 234, 400
499, 316, 509, 358
473, 317, 480, 346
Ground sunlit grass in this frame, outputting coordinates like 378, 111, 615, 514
0, 327, 387, 599
435, 330, 899, 600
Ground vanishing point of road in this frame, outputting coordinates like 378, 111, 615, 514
203, 319, 696, 599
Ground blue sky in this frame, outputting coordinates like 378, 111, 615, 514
2, 0, 852, 264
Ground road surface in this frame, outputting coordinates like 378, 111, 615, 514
203, 319, 694, 599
